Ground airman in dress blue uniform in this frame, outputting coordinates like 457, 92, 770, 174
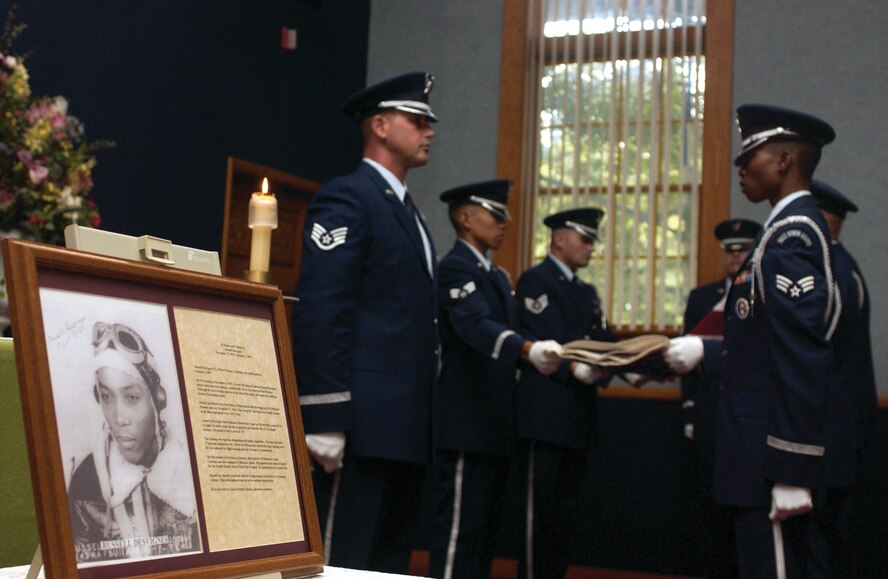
429, 180, 562, 579
514, 207, 615, 579
719, 104, 838, 578
809, 180, 877, 576
291, 71, 439, 573
664, 104, 840, 578
679, 217, 760, 578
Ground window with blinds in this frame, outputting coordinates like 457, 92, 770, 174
522, 0, 707, 331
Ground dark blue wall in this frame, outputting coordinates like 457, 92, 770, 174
8, 0, 370, 252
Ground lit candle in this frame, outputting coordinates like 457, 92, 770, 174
248, 177, 278, 275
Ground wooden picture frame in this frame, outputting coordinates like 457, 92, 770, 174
1, 238, 323, 578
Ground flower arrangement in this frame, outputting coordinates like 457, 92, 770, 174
0, 6, 111, 247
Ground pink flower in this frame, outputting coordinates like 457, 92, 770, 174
27, 164, 48, 184
50, 111, 66, 129
16, 149, 32, 164
26, 100, 49, 122
89, 214, 101, 228
79, 172, 94, 192
0, 53, 16, 70
16, 149, 49, 185
0, 189, 13, 209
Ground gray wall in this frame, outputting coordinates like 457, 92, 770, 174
367, 0, 505, 253
367, 0, 887, 393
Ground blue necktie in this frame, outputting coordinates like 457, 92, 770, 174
403, 191, 419, 221
404, 191, 432, 274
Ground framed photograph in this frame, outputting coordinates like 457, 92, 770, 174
2, 238, 323, 578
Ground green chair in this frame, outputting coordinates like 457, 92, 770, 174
0, 337, 40, 566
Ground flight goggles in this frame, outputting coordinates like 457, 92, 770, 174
92, 322, 161, 388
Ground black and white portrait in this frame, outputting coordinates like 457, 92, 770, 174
40, 289, 201, 566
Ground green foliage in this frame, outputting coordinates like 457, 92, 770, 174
532, 54, 705, 328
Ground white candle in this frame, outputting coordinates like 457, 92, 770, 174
248, 178, 278, 273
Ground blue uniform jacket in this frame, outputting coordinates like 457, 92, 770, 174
515, 257, 616, 449
434, 241, 525, 457
714, 194, 838, 507
680, 279, 728, 444
291, 162, 439, 465
824, 242, 877, 487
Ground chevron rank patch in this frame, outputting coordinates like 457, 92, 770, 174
449, 281, 477, 300
311, 222, 348, 251
775, 274, 815, 299
524, 294, 549, 314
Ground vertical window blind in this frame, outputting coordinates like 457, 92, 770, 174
522, 0, 706, 330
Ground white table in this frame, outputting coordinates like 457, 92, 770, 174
0, 564, 425, 578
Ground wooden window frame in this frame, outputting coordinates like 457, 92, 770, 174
495, 0, 734, 306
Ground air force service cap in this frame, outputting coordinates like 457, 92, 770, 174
543, 207, 605, 241
342, 71, 438, 122
811, 180, 858, 219
734, 104, 835, 166
714, 218, 761, 251
440, 179, 512, 220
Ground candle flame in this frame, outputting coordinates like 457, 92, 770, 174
262, 177, 269, 194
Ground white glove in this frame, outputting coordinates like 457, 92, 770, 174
769, 483, 813, 521
663, 336, 704, 374
528, 340, 563, 375
571, 362, 603, 385
305, 432, 346, 473
621, 372, 648, 388
683, 423, 695, 440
